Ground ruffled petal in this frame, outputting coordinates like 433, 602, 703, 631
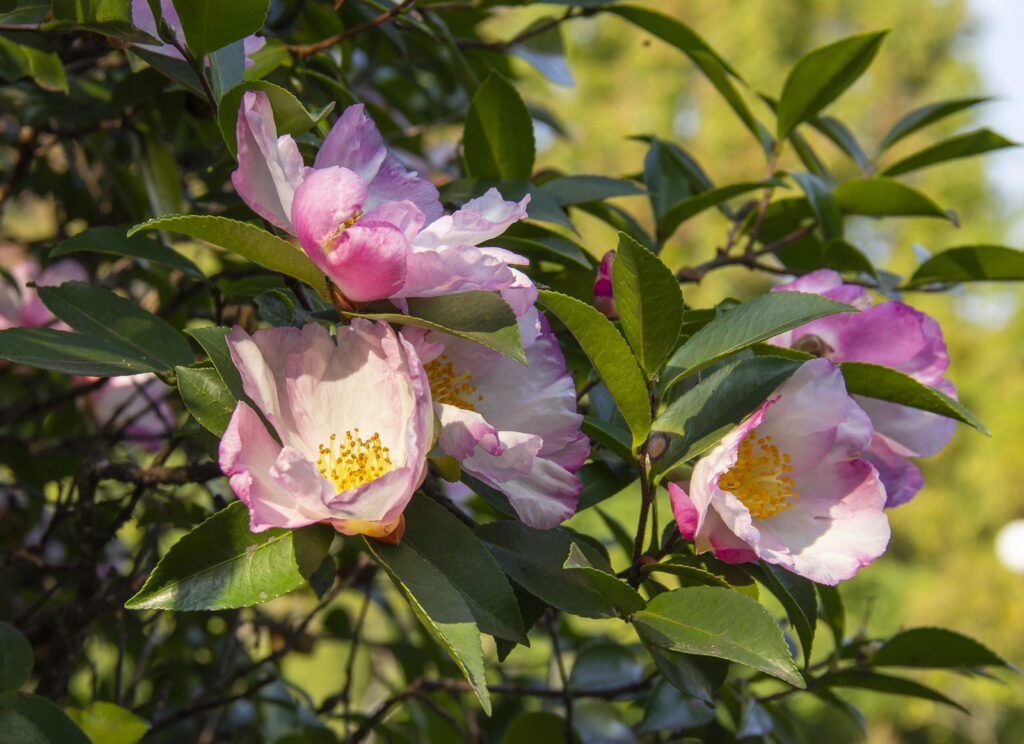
291, 166, 368, 253
862, 435, 924, 508
226, 325, 303, 446
413, 190, 528, 250
322, 222, 409, 303
854, 395, 957, 458
314, 103, 388, 182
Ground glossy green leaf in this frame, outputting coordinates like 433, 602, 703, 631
0, 693, 91, 744
839, 361, 988, 434
633, 586, 804, 687
172, 0, 269, 62
877, 96, 991, 153
51, 226, 204, 279
823, 669, 967, 712
365, 537, 491, 714
208, 39, 244, 100
744, 563, 817, 664
65, 703, 149, 744
218, 80, 323, 156
907, 244, 1024, 286
658, 180, 777, 239
539, 175, 645, 206
881, 128, 1017, 177
176, 364, 236, 436
612, 233, 683, 377
401, 495, 526, 644
662, 291, 852, 388
0, 327, 171, 376
349, 291, 525, 364
129, 215, 330, 301
833, 178, 950, 220
777, 31, 887, 137
568, 642, 645, 692
790, 171, 842, 239
647, 646, 714, 703
577, 461, 635, 512
818, 583, 845, 651
0, 623, 32, 693
563, 543, 646, 615
185, 326, 245, 400
254, 289, 296, 326
490, 232, 591, 268
463, 73, 535, 180
581, 416, 634, 463
38, 281, 194, 371
539, 289, 650, 450
476, 523, 618, 619
46, 0, 156, 43
811, 114, 870, 170
868, 627, 1014, 670
125, 501, 334, 610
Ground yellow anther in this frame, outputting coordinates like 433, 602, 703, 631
316, 429, 393, 492
424, 356, 482, 411
718, 428, 799, 519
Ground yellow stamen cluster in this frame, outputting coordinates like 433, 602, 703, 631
424, 354, 484, 411
718, 429, 798, 519
316, 429, 392, 492
322, 209, 364, 250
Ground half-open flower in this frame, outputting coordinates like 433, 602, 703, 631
592, 250, 617, 319
403, 308, 589, 529
669, 358, 890, 585
769, 268, 957, 506
219, 321, 433, 539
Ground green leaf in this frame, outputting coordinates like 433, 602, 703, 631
651, 356, 802, 479
811, 115, 870, 170
172, 0, 269, 62
0, 36, 68, 93
868, 627, 1015, 671
611, 233, 684, 378
776, 31, 887, 138
46, 0, 156, 43
0, 693, 91, 744
539, 290, 651, 450
0, 623, 32, 693
539, 175, 645, 206
38, 281, 194, 372
129, 47, 205, 98
476, 523, 619, 619
822, 669, 967, 712
577, 461, 635, 512
184, 326, 245, 400
744, 563, 817, 664
490, 231, 591, 268
824, 238, 879, 280
50, 226, 204, 279
661, 291, 853, 389
907, 244, 1024, 286
877, 96, 991, 154
563, 543, 646, 615
582, 416, 634, 463
65, 703, 149, 744
638, 679, 716, 733
365, 537, 491, 714
349, 291, 525, 364
401, 495, 527, 644
0, 327, 172, 376
0, 707, 48, 744
647, 646, 715, 703
633, 586, 804, 687
504, 712, 581, 744
658, 181, 777, 239
790, 171, 843, 240
208, 39, 244, 100
839, 361, 989, 434
463, 73, 535, 180
833, 178, 951, 220
254, 289, 296, 326
218, 80, 322, 157
818, 584, 845, 651
129, 215, 330, 301
125, 502, 334, 610
881, 128, 1017, 177
176, 364, 236, 436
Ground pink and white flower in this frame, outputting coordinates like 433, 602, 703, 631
0, 253, 87, 331
669, 358, 890, 585
83, 374, 175, 450
769, 269, 957, 506
219, 321, 433, 539
403, 308, 588, 529
231, 91, 534, 309
592, 250, 617, 319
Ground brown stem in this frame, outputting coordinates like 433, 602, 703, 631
457, 7, 581, 53
93, 461, 222, 485
287, 0, 419, 58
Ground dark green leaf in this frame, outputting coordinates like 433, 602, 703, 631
633, 586, 804, 687
817, 584, 845, 651
823, 669, 967, 712
0, 693, 91, 744
172, 0, 269, 62
612, 233, 684, 378
65, 702, 149, 744
476, 522, 618, 619
0, 623, 32, 693
46, 0, 156, 43
129, 47, 205, 97
402, 495, 526, 644
868, 627, 1015, 671
824, 238, 878, 280
184, 326, 245, 400
176, 364, 236, 436
647, 647, 714, 704
744, 563, 817, 664
568, 643, 645, 691
881, 128, 1017, 177
833, 178, 950, 220
581, 416, 634, 463
577, 462, 634, 512
789, 128, 835, 184
659, 181, 777, 239
777, 31, 887, 137
463, 73, 535, 180
563, 543, 646, 615
790, 171, 842, 239
218, 80, 322, 157
51, 226, 204, 279
662, 291, 852, 388
539, 290, 650, 450
811, 115, 870, 170
0, 707, 47, 744
254, 289, 296, 326
129, 215, 329, 301
0, 36, 68, 93
839, 361, 988, 434
504, 712, 581, 744
0, 327, 171, 376
490, 232, 591, 268
877, 96, 991, 154
638, 679, 716, 733
38, 281, 193, 371
575, 200, 655, 250
125, 502, 333, 610
907, 244, 1024, 286
208, 39, 244, 100
539, 175, 645, 206
365, 536, 491, 713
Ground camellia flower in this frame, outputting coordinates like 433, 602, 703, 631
82, 374, 175, 451
592, 250, 617, 319
219, 321, 433, 539
130, 0, 266, 65
769, 269, 956, 506
232, 90, 535, 311
0, 252, 87, 331
403, 308, 589, 528
669, 358, 890, 584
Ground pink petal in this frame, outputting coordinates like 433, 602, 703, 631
291, 166, 368, 252
668, 482, 701, 540
862, 435, 924, 508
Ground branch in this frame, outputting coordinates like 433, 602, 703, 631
0, 377, 107, 428
93, 461, 222, 485
456, 7, 582, 53
287, 0, 419, 58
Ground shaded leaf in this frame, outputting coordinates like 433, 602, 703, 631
218, 80, 323, 156
907, 244, 1024, 286
539, 175, 645, 206
0, 623, 32, 693
868, 627, 1015, 671
65, 702, 149, 744
51, 226, 204, 279
744, 563, 816, 664
563, 543, 646, 615
0, 327, 172, 376
659, 180, 777, 239
877, 96, 991, 153
176, 364, 236, 436
833, 178, 950, 220
881, 128, 1017, 177
463, 72, 535, 180
790, 171, 842, 240
0, 693, 90, 744
823, 669, 967, 712
185, 326, 245, 400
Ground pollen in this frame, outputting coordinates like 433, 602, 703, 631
718, 428, 799, 519
322, 209, 365, 250
424, 353, 481, 411
316, 429, 392, 492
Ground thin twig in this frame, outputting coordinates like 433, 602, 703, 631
456, 7, 581, 53
287, 0, 418, 57
93, 461, 222, 485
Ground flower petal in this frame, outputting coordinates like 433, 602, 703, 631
291, 166, 368, 253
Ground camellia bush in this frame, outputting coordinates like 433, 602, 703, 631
1, 1, 1021, 742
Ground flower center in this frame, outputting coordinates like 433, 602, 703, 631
323, 209, 364, 250
424, 354, 483, 411
316, 429, 392, 492
792, 333, 833, 358
718, 428, 798, 519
